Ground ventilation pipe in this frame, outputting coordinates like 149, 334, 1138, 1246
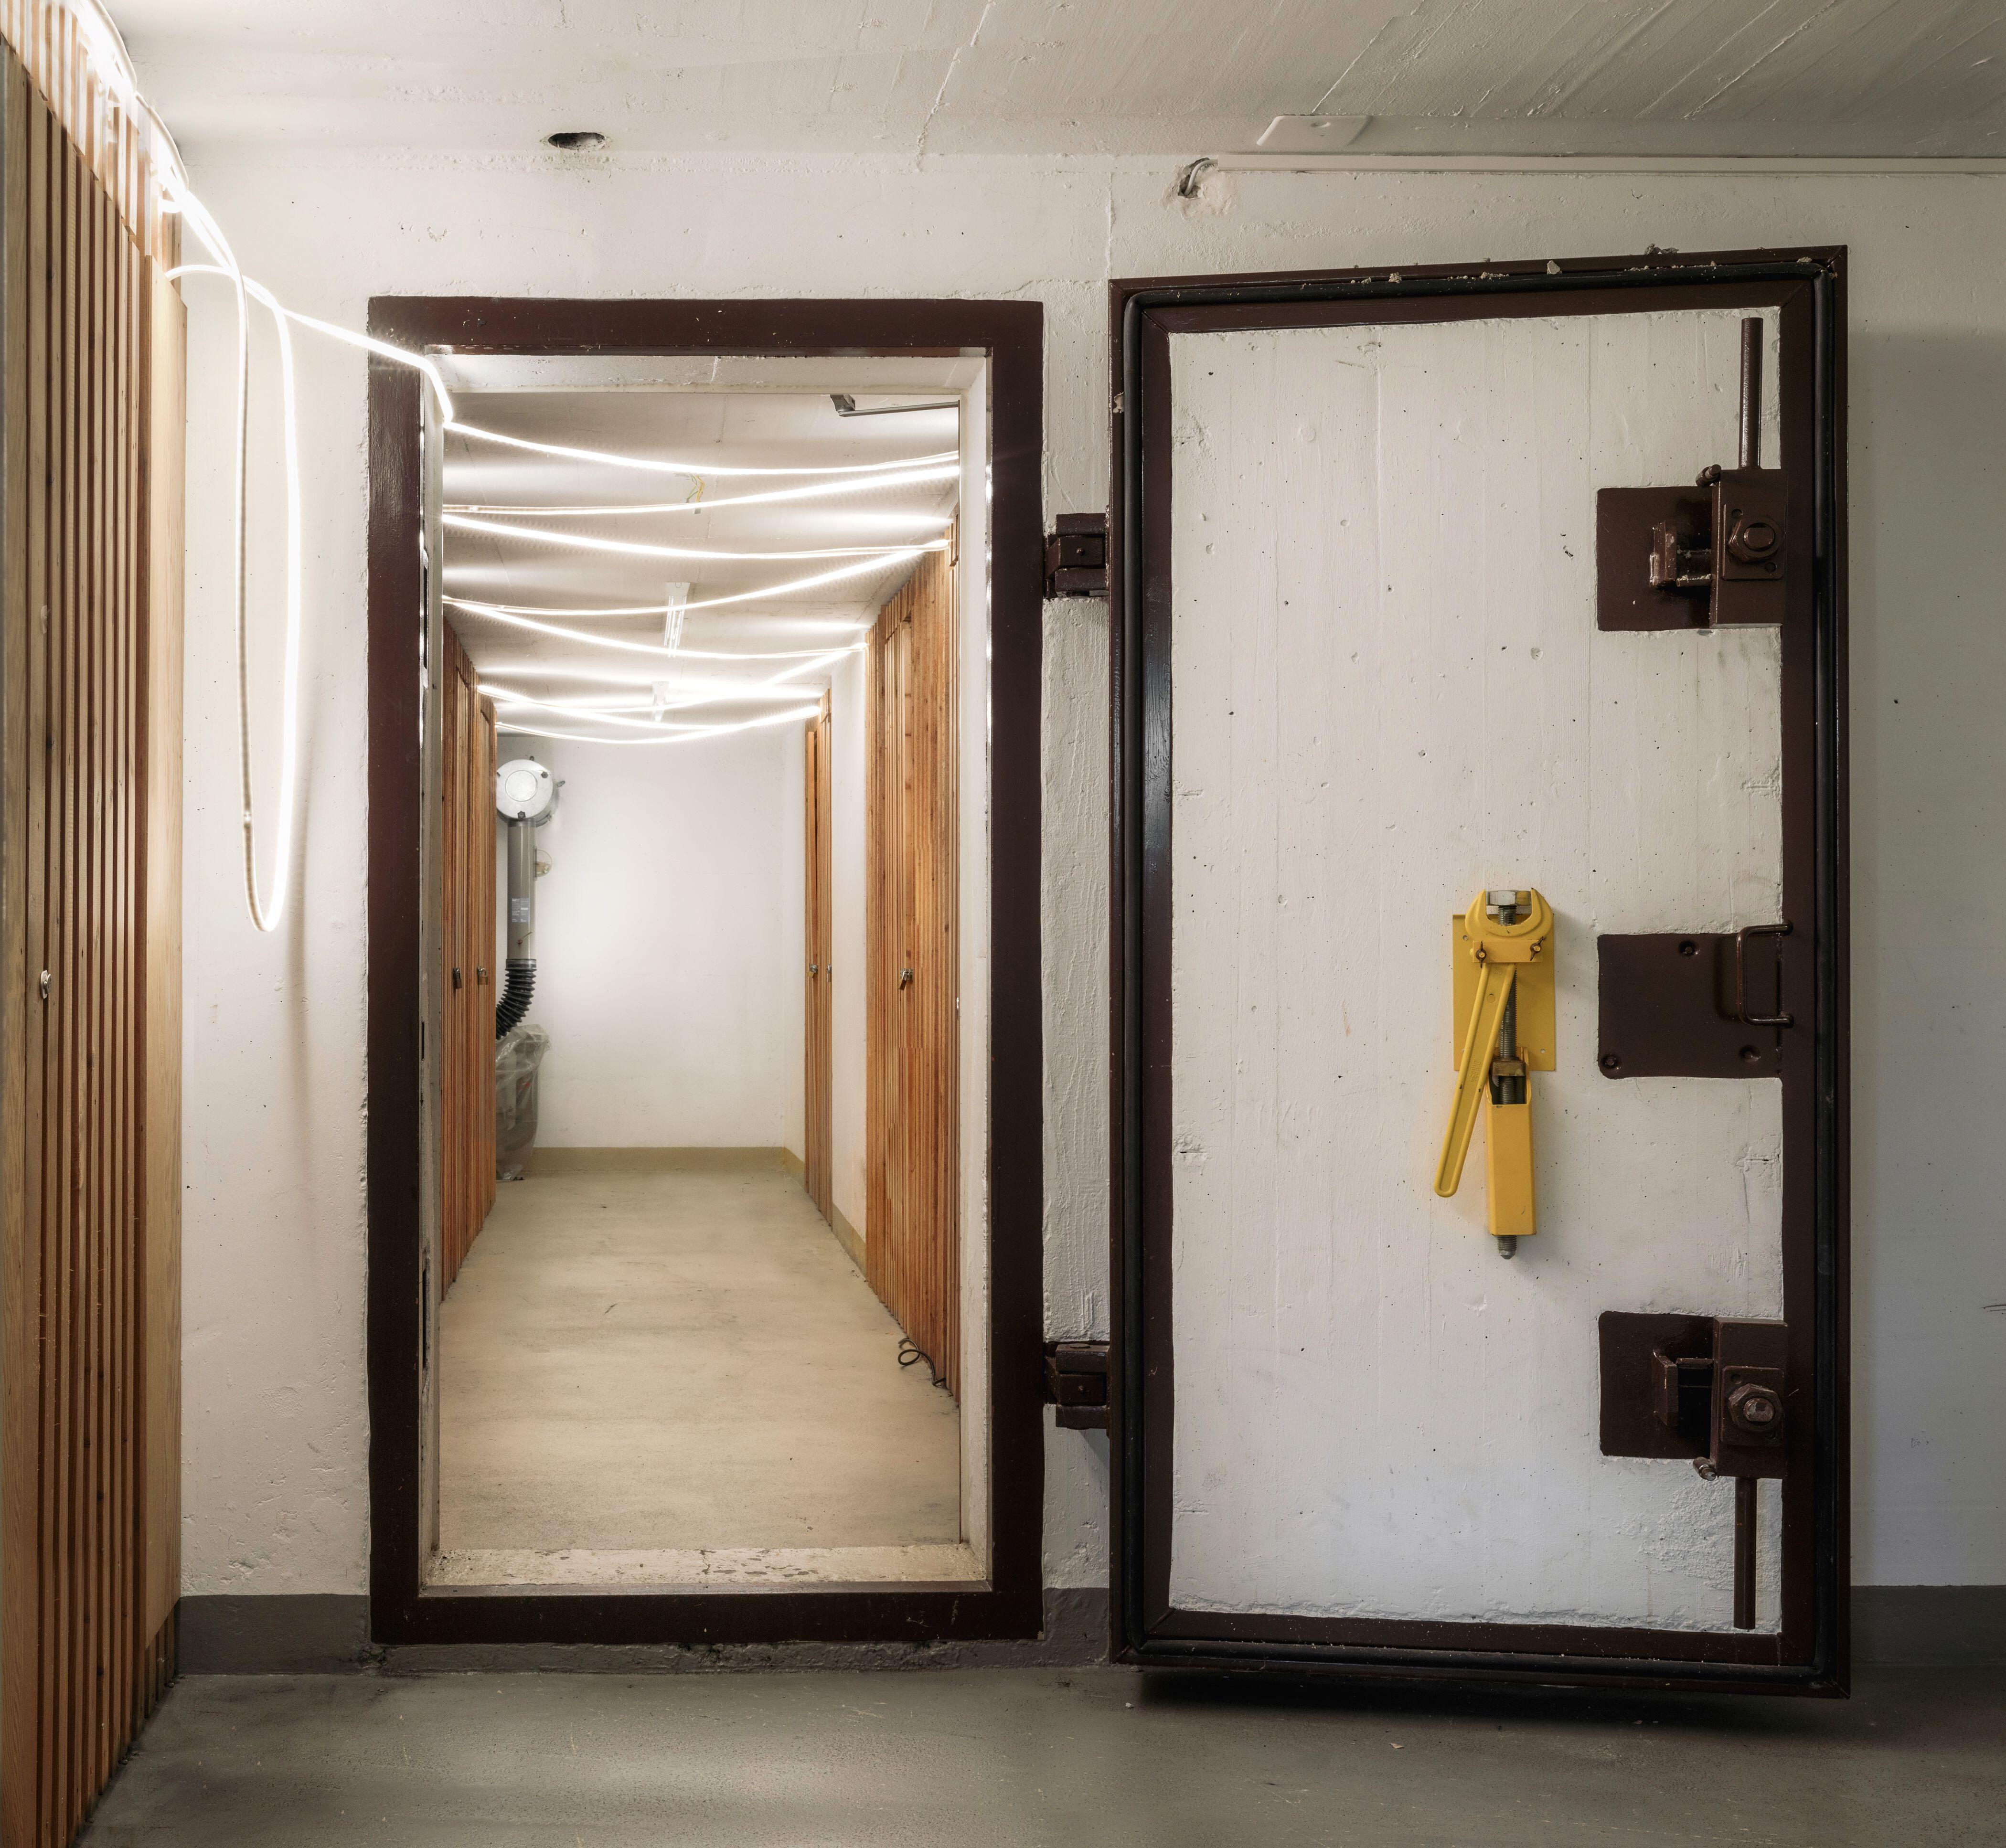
494, 758, 558, 1038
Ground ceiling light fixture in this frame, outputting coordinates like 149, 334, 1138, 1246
441, 511, 942, 563
448, 422, 956, 479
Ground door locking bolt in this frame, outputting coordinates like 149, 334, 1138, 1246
1727, 1381, 1782, 1434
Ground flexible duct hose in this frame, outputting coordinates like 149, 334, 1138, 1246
495, 959, 536, 1039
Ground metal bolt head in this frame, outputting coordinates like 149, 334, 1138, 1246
1726, 514, 1780, 564
1728, 1382, 1782, 1434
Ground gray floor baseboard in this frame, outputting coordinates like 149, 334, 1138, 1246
1851, 1585, 2006, 1667
178, 1594, 375, 1674
171, 1585, 2006, 1674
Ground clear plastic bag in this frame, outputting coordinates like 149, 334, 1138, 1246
494, 1023, 550, 1182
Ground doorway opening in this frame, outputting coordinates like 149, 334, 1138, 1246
366, 302, 1044, 1647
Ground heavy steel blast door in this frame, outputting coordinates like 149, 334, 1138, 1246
1110, 253, 1847, 1691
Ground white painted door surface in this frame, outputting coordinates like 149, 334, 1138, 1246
1167, 310, 1787, 1632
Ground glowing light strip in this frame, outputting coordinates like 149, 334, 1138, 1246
446, 547, 924, 618
449, 422, 956, 479
481, 683, 817, 710
168, 266, 456, 421
444, 462, 960, 518
497, 704, 824, 747
488, 647, 853, 728
443, 511, 940, 563
446, 605, 860, 661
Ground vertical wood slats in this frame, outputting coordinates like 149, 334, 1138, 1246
0, 40, 181, 1848
803, 695, 832, 1223
0, 0, 175, 271
864, 542, 960, 1398
437, 620, 495, 1292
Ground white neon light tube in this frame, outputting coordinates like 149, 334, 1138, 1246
496, 704, 824, 746
449, 421, 955, 478
443, 462, 959, 518
442, 511, 941, 563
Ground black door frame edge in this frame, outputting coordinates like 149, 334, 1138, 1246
366, 297, 1045, 1647
1107, 249, 1849, 1694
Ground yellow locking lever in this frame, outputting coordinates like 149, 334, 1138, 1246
1434, 888, 1555, 1257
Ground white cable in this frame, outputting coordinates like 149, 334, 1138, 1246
450, 421, 955, 479
445, 601, 868, 662
453, 627, 858, 665
442, 510, 941, 563
496, 704, 824, 747
444, 462, 959, 518
168, 265, 455, 422
167, 262, 456, 934
446, 548, 926, 617
487, 647, 853, 728
481, 683, 819, 710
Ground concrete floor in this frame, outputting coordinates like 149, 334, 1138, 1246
79, 1666, 2006, 1846
438, 1156, 964, 1582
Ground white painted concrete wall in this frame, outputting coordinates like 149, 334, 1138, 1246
496, 732, 800, 1150
1168, 312, 1784, 1630
172, 149, 2006, 1598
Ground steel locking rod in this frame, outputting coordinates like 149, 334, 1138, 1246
1733, 1476, 1758, 1630
1739, 317, 1763, 471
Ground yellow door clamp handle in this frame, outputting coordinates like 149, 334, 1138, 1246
1435, 888, 1555, 1258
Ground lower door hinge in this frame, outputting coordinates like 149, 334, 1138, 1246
1044, 514, 1108, 599
1043, 1340, 1110, 1430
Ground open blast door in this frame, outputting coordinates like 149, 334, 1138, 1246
1108, 250, 1848, 1693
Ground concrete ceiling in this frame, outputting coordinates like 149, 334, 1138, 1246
441, 387, 959, 744
114, 0, 2006, 159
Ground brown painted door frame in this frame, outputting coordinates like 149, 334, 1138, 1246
1108, 250, 1849, 1692
804, 694, 832, 1223
365, 297, 1045, 1648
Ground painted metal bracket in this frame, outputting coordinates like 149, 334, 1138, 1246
1596, 926, 1790, 1079
1044, 513, 1108, 598
1595, 317, 1787, 630
1043, 1341, 1109, 1430
1599, 1312, 1788, 1630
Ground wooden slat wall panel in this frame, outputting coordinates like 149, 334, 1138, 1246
437, 620, 494, 1292
864, 540, 960, 1397
0, 35, 182, 1848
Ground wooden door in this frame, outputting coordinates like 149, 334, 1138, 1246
803, 694, 832, 1221
0, 37, 186, 1846
865, 541, 959, 1395
437, 621, 495, 1291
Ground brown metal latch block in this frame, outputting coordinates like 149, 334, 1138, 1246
1597, 318, 1787, 630
1600, 1312, 1788, 1630
1043, 1340, 1110, 1430
1595, 922, 1793, 1080
1045, 514, 1108, 598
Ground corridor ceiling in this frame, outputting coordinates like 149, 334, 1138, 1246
116, 0, 2006, 159
440, 386, 959, 741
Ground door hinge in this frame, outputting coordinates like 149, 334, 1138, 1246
1596, 924, 1791, 1080
1045, 514, 1108, 599
1043, 1340, 1110, 1430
